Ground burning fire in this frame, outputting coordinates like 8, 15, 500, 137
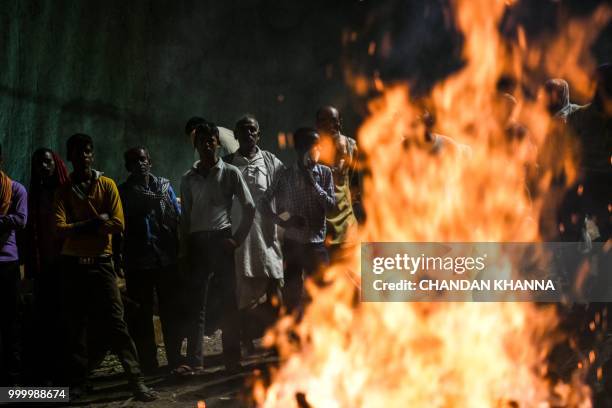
254, 0, 610, 406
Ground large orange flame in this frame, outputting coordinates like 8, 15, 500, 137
254, 0, 611, 406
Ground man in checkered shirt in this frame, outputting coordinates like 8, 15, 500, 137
260, 127, 335, 314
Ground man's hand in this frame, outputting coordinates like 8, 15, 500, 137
222, 237, 238, 253
281, 214, 307, 229
115, 265, 126, 279
91, 213, 109, 227
76, 213, 109, 234
86, 213, 110, 232
303, 168, 318, 187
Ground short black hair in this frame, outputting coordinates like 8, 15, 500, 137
193, 121, 220, 147
185, 116, 206, 135
32, 147, 54, 164
315, 105, 339, 121
293, 127, 319, 152
235, 114, 259, 129
66, 133, 93, 160
124, 146, 150, 170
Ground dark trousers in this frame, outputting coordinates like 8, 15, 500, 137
30, 263, 64, 384
186, 229, 240, 367
0, 261, 21, 386
282, 240, 330, 314
61, 258, 143, 386
125, 264, 182, 370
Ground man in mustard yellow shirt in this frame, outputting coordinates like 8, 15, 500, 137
55, 134, 157, 402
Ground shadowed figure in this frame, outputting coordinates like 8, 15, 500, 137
0, 143, 28, 386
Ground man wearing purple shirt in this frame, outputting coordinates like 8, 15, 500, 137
0, 143, 28, 386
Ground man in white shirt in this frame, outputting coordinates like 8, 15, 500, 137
180, 121, 255, 373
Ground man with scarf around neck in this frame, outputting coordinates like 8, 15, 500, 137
23, 148, 69, 385
54, 134, 157, 401
119, 146, 182, 374
180, 121, 255, 374
0, 143, 27, 386
223, 115, 285, 353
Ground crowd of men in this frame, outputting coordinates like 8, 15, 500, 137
0, 106, 360, 401
0, 63, 610, 402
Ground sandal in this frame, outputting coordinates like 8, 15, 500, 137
191, 366, 206, 375
171, 364, 194, 376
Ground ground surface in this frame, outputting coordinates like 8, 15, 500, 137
58, 333, 274, 408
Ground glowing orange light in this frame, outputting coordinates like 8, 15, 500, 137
277, 132, 287, 149
597, 367, 603, 381
373, 77, 384, 92
368, 41, 377, 56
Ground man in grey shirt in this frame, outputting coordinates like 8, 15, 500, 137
180, 121, 255, 373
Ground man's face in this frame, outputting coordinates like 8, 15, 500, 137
299, 134, 321, 168
36, 151, 56, 179
195, 132, 219, 158
316, 107, 341, 136
545, 87, 564, 112
236, 119, 260, 150
307, 143, 321, 166
128, 149, 152, 177
70, 143, 94, 171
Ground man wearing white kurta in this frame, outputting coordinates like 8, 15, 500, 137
224, 116, 284, 314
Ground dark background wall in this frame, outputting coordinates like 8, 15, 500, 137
0, 0, 609, 187
0, 0, 364, 186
